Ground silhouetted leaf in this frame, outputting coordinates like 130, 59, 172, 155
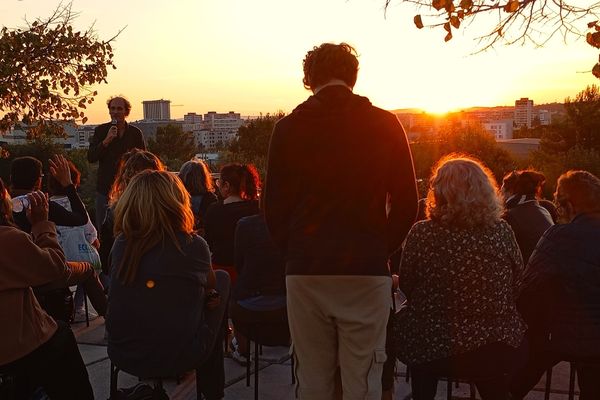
414, 15, 424, 29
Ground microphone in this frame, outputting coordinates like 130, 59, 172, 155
111, 118, 117, 126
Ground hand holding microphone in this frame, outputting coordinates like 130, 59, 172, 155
102, 119, 118, 147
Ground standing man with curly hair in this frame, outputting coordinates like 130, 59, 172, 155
87, 96, 146, 228
264, 43, 418, 400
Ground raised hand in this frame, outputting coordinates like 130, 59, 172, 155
26, 190, 49, 225
49, 154, 73, 188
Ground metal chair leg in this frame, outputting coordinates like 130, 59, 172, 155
109, 363, 119, 399
83, 287, 90, 327
544, 367, 553, 400
195, 368, 202, 399
246, 342, 251, 387
254, 340, 259, 400
291, 354, 295, 384
568, 362, 576, 400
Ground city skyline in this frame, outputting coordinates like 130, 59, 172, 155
1, 0, 597, 125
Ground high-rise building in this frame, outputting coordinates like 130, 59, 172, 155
142, 99, 171, 121
514, 98, 534, 128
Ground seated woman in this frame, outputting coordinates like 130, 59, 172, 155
231, 210, 289, 363
99, 149, 165, 276
204, 163, 260, 286
394, 155, 526, 400
106, 170, 230, 400
0, 178, 93, 399
178, 159, 219, 236
501, 169, 554, 264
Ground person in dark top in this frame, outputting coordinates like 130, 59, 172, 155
98, 149, 165, 276
10, 155, 107, 321
10, 156, 88, 232
502, 169, 554, 264
204, 163, 260, 286
230, 212, 289, 364
511, 170, 600, 400
395, 155, 526, 400
107, 170, 229, 400
264, 43, 418, 400
179, 159, 219, 237
87, 96, 146, 228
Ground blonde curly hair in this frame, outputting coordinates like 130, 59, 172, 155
426, 154, 504, 228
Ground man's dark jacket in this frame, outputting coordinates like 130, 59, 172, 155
87, 122, 146, 195
263, 85, 418, 276
518, 212, 600, 358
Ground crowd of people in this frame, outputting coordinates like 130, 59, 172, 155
1, 42, 599, 400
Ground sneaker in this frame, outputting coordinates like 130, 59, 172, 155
72, 308, 98, 323
231, 349, 248, 366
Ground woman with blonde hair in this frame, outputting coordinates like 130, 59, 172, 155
178, 159, 218, 236
99, 149, 165, 275
106, 170, 230, 400
394, 154, 527, 400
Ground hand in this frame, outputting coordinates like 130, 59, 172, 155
26, 191, 49, 225
205, 289, 220, 310
102, 126, 118, 146
392, 274, 399, 291
92, 238, 100, 249
49, 155, 72, 188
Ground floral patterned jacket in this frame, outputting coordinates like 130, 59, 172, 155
394, 219, 527, 365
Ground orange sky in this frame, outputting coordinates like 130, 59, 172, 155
1, 0, 597, 123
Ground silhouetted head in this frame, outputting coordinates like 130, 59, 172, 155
502, 169, 545, 198
107, 96, 131, 121
554, 170, 600, 223
217, 163, 260, 201
427, 154, 503, 228
179, 159, 214, 196
109, 149, 165, 205
10, 156, 43, 191
302, 43, 359, 91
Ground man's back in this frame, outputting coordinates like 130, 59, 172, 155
265, 85, 417, 276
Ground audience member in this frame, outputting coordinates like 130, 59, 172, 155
106, 170, 230, 400
48, 160, 103, 321
264, 42, 418, 400
87, 95, 146, 228
204, 163, 260, 286
98, 149, 165, 275
230, 209, 289, 364
395, 155, 526, 400
10, 155, 88, 232
502, 169, 554, 264
0, 178, 93, 399
10, 155, 106, 321
511, 170, 600, 400
179, 159, 218, 236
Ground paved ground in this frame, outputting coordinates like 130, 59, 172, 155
74, 317, 579, 399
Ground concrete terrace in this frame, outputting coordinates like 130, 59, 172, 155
73, 316, 580, 400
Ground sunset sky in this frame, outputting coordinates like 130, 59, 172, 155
1, 0, 597, 123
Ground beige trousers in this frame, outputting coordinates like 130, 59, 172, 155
286, 275, 392, 400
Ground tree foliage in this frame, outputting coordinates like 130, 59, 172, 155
0, 3, 118, 134
148, 124, 197, 170
386, 0, 600, 75
411, 122, 516, 182
223, 112, 285, 176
